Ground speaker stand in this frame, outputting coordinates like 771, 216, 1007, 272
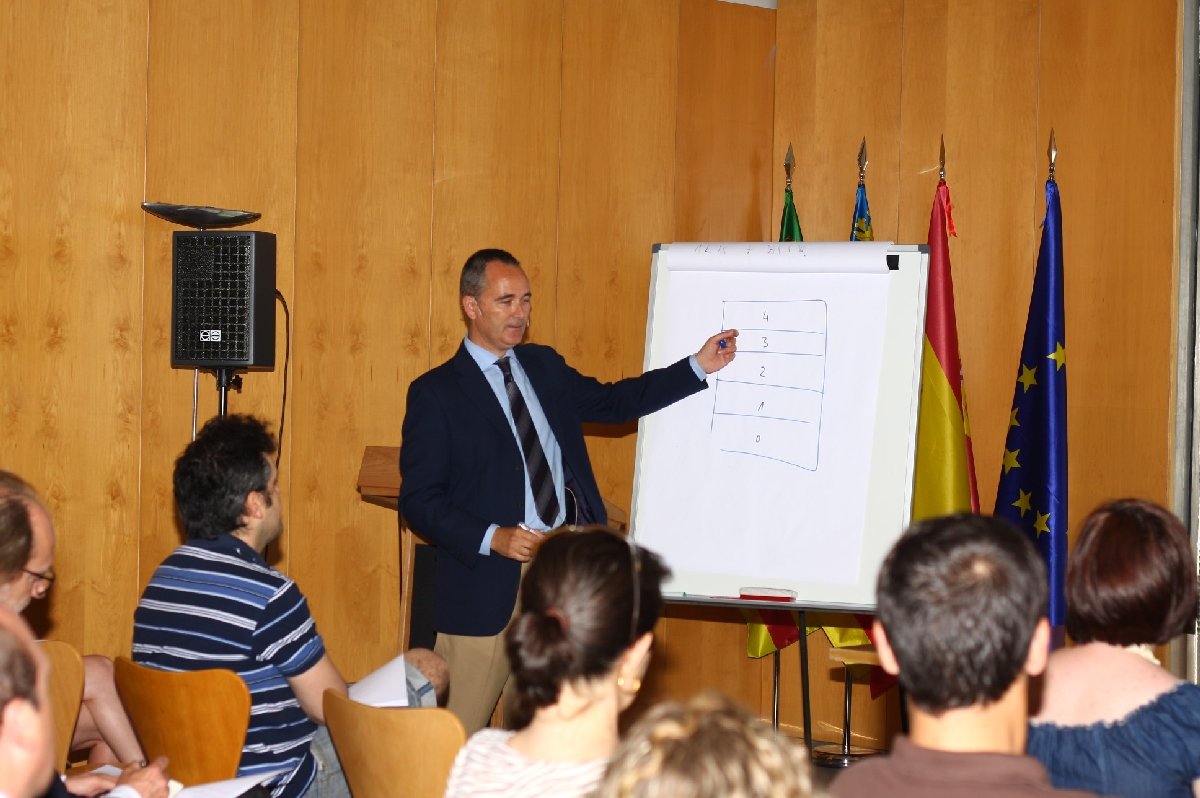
215, 368, 244, 416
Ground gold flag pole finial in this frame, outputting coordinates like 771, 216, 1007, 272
939, 135, 946, 182
857, 137, 868, 186
1047, 129, 1057, 182
784, 143, 795, 189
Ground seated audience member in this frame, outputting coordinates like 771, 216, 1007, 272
0, 472, 148, 768
0, 604, 168, 798
0, 602, 55, 798
443, 527, 668, 798
594, 690, 812, 798
132, 415, 447, 798
831, 514, 1094, 798
1027, 499, 1200, 797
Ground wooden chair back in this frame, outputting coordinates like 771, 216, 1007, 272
323, 690, 465, 798
114, 656, 250, 785
38, 640, 84, 768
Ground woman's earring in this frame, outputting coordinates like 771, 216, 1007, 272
616, 676, 642, 694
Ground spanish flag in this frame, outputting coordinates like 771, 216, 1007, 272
913, 179, 979, 518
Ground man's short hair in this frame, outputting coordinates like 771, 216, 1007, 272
0, 500, 31, 582
460, 248, 520, 298
0, 472, 36, 582
173, 415, 276, 540
1066, 499, 1199, 645
876, 513, 1047, 713
0, 625, 37, 719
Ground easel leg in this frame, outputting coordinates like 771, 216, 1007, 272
799, 610, 812, 749
772, 649, 781, 728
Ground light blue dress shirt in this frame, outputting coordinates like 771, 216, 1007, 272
463, 337, 567, 554
463, 337, 707, 555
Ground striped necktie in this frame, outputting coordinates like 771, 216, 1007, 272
495, 357, 560, 527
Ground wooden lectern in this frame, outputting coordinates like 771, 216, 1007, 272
356, 445, 425, 650
356, 445, 629, 650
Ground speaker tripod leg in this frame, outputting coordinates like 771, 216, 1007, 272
214, 368, 244, 416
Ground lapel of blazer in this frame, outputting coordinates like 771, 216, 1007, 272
450, 343, 512, 438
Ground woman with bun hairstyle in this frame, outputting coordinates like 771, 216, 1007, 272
443, 526, 669, 797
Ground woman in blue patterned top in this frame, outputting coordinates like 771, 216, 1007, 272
1027, 499, 1200, 798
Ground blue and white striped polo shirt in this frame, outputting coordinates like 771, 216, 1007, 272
132, 535, 326, 798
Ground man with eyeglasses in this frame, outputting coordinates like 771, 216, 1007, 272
0, 472, 168, 798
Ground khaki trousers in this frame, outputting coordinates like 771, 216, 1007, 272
435, 627, 513, 734
436, 561, 528, 734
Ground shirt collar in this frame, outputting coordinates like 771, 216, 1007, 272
463, 336, 514, 371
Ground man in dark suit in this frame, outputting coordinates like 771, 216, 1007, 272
400, 248, 737, 731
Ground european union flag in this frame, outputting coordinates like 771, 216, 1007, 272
850, 183, 874, 241
994, 179, 1067, 632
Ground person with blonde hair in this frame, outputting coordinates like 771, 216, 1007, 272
594, 690, 812, 798
443, 527, 669, 797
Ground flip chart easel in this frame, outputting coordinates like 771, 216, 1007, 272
630, 241, 929, 741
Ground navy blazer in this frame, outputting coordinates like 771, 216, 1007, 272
399, 342, 705, 636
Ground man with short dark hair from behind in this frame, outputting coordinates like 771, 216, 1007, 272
831, 514, 1098, 798
133, 415, 448, 798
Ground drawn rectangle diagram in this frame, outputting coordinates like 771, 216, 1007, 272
714, 299, 828, 470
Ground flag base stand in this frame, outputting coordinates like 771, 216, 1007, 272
811, 743, 877, 768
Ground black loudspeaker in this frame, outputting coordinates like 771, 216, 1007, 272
171, 231, 276, 369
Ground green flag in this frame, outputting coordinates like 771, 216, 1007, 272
780, 185, 803, 242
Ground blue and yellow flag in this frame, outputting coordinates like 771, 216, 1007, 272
994, 179, 1067, 635
850, 184, 874, 241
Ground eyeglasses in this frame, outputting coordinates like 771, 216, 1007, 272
23, 567, 55, 595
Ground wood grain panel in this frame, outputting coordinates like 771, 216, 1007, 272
429, 0, 563, 364
676, 0, 775, 242
896, 0, 1040, 515
636, 606, 766, 719
773, 0, 903, 242
142, 0, 299, 586
556, 0, 679, 514
1039, 0, 1178, 523
0, 0, 148, 655
289, 0, 436, 678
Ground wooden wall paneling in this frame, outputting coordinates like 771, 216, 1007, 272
0, 1, 148, 655
637, 606, 766, 719
290, 0, 436, 679
142, 0, 300, 586
896, 0, 1040, 515
429, 0, 564, 364
772, 0, 903, 242
675, 0, 776, 242
556, 0, 680, 514
1038, 0, 1178, 522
